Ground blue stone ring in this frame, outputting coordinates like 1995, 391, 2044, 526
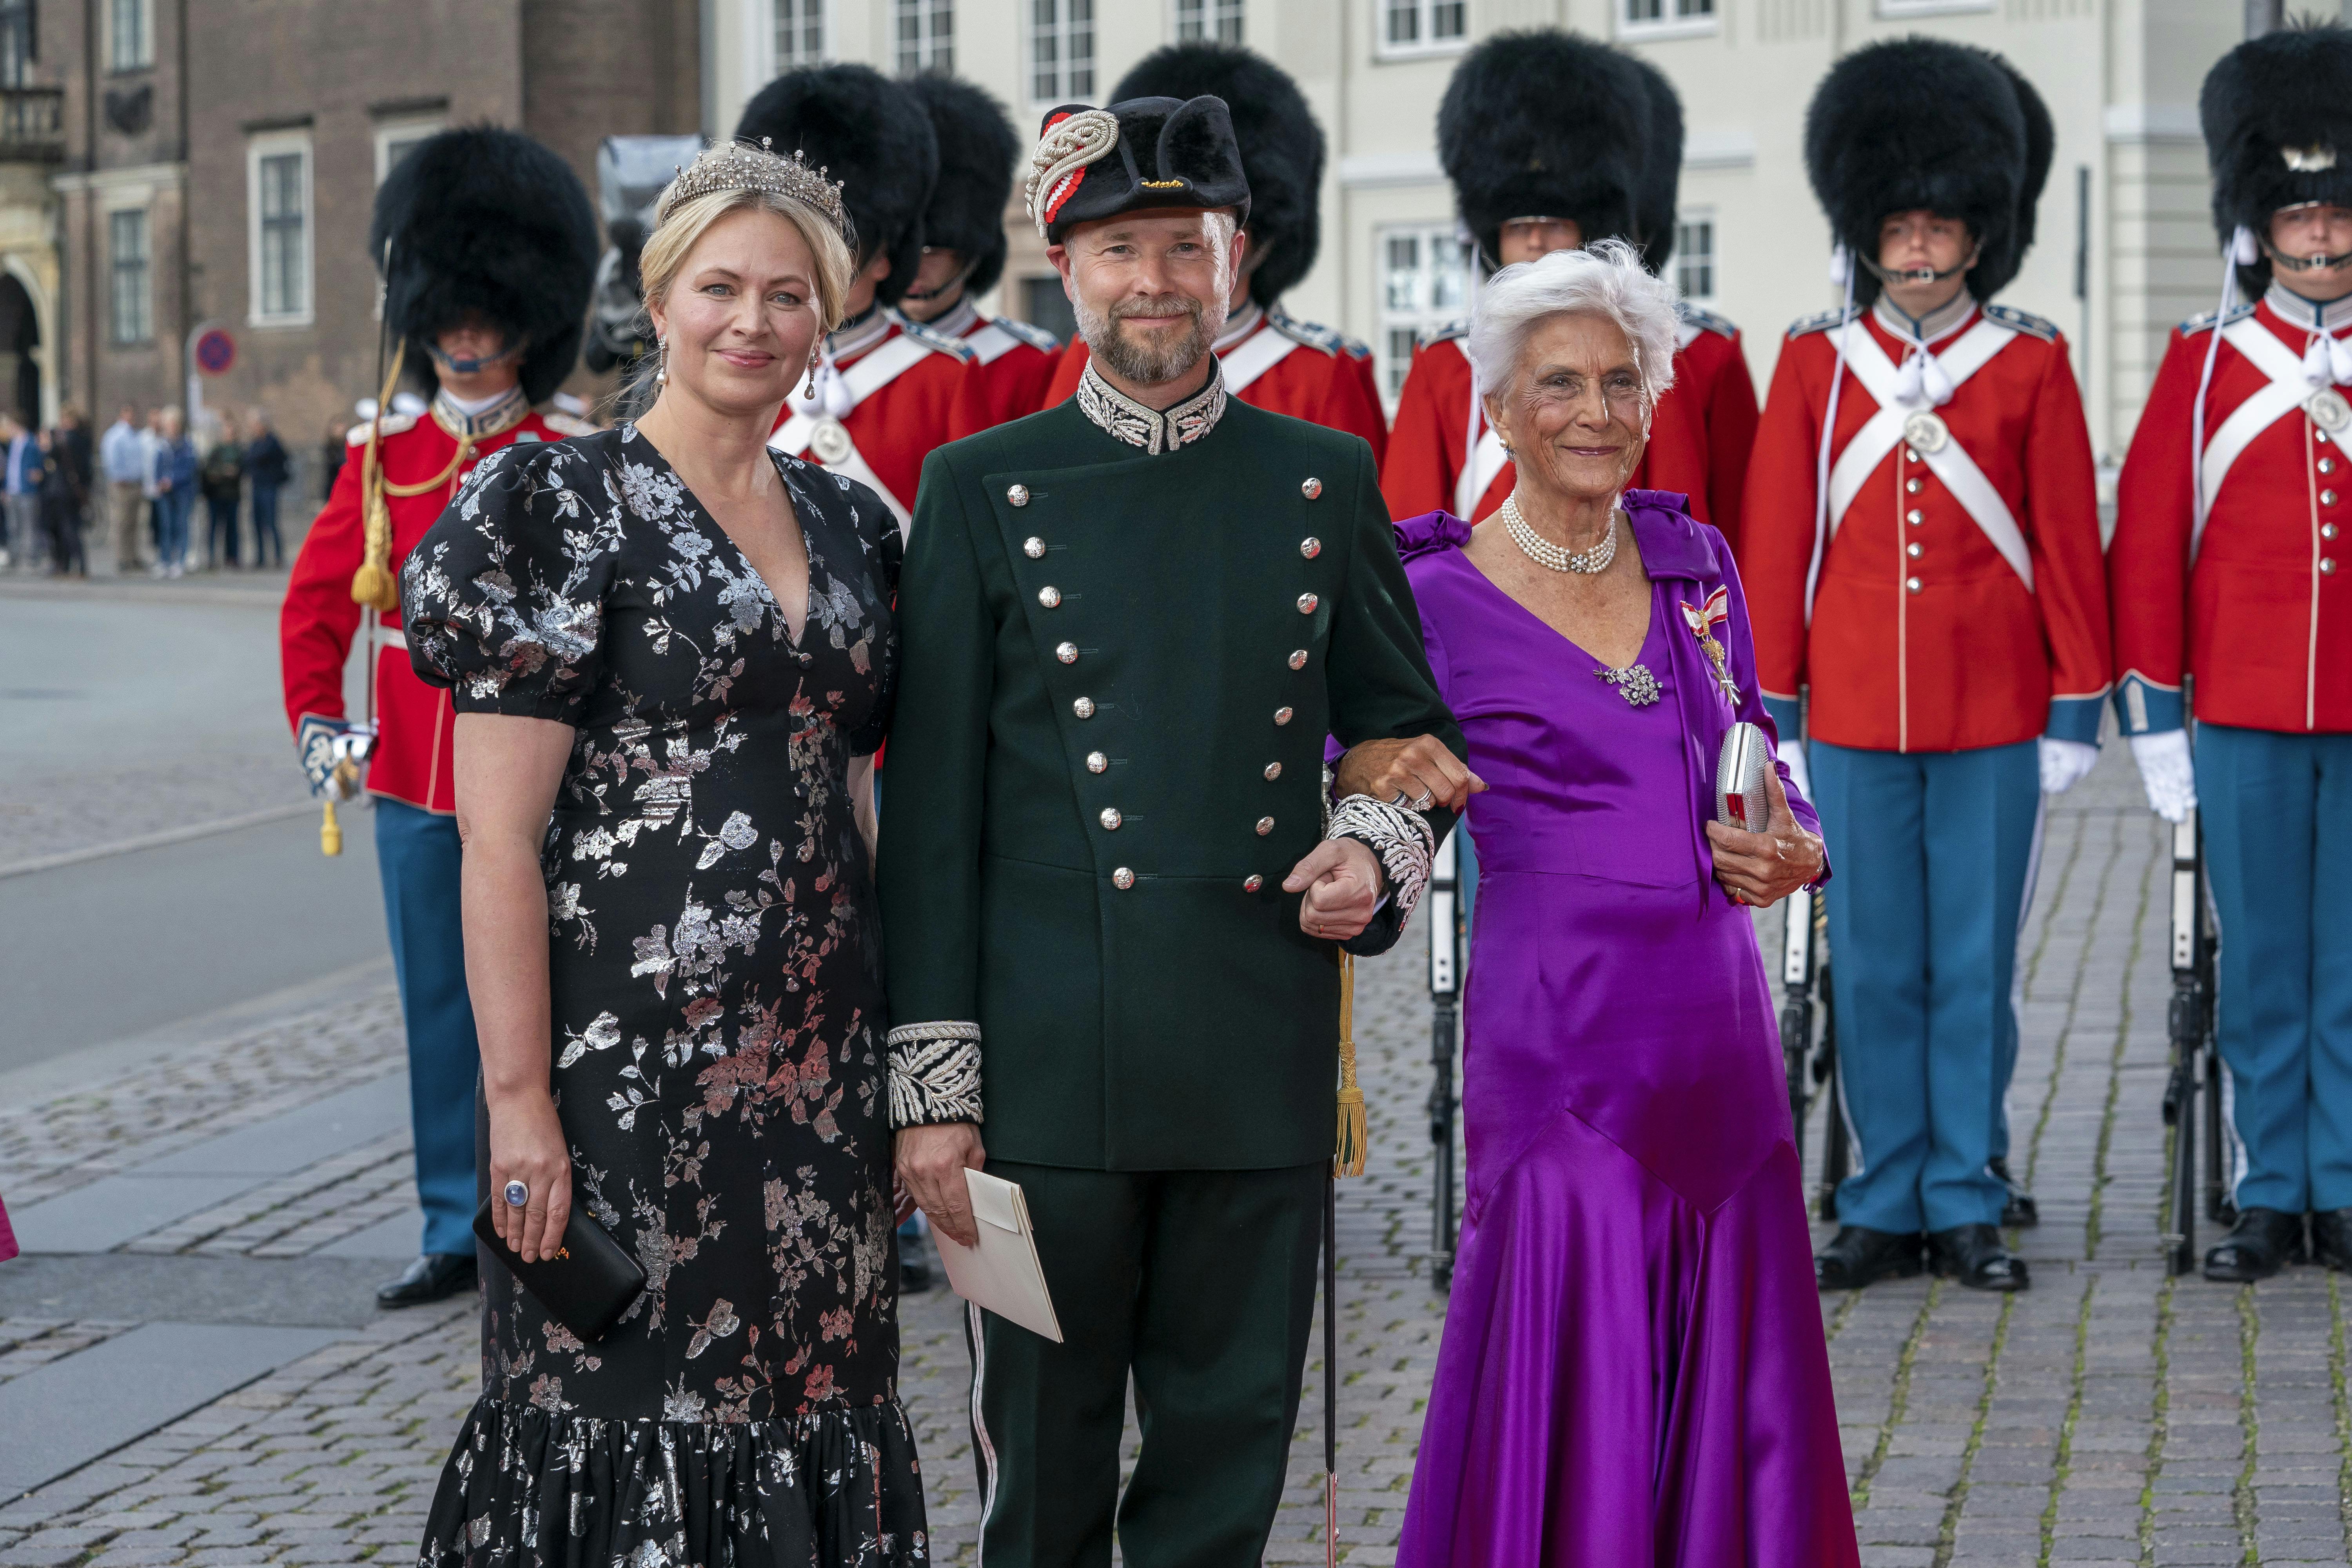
503, 1180, 530, 1209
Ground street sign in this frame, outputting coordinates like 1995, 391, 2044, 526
194, 328, 236, 377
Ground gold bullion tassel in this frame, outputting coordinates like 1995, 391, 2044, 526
349, 343, 407, 613
320, 798, 343, 857
1334, 951, 1368, 1178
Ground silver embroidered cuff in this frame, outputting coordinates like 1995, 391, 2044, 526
886, 1022, 984, 1128
1327, 793, 1437, 932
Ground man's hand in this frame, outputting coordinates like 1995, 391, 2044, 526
894, 1122, 987, 1248
1332, 735, 1484, 813
1283, 836, 1384, 942
1704, 765, 1824, 909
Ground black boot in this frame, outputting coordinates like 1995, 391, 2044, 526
2311, 1209, 2352, 1273
1987, 1156, 2039, 1228
2205, 1207, 2307, 1282
1929, 1224, 2030, 1291
1815, 1227, 1926, 1290
377, 1252, 478, 1308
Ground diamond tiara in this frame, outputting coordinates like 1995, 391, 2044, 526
655, 138, 852, 241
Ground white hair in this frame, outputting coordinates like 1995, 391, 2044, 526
1466, 238, 1681, 407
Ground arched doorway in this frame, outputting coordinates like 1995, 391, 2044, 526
0, 273, 37, 423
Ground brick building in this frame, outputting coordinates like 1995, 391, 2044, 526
5, 0, 699, 500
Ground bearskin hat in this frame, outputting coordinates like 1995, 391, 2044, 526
2201, 22, 2352, 297
906, 75, 1019, 301
370, 127, 599, 407
737, 64, 938, 307
1803, 38, 2046, 305
1438, 30, 1655, 271
1113, 43, 1324, 307
1623, 51, 1686, 274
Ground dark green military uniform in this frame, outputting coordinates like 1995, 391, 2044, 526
878, 358, 1460, 1564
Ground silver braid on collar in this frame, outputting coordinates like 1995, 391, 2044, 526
886, 1022, 984, 1128
1327, 793, 1437, 931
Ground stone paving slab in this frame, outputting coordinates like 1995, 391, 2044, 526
0, 746, 2347, 1563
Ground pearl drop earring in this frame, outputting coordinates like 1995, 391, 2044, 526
654, 336, 668, 386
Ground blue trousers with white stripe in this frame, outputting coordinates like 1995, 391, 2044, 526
2197, 723, 2352, 1215
375, 798, 484, 1258
1811, 740, 2041, 1234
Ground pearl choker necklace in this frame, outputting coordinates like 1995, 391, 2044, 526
1502, 494, 1619, 574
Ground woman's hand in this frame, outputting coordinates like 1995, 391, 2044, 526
1333, 734, 1485, 812
1705, 765, 1824, 909
487, 1089, 572, 1263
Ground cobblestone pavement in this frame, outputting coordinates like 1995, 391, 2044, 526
2, 746, 2349, 1565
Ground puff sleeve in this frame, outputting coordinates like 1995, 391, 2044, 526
402, 438, 620, 723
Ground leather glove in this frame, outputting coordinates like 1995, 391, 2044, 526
2038, 737, 2099, 796
1777, 737, 1812, 805
295, 715, 374, 802
2127, 729, 2197, 824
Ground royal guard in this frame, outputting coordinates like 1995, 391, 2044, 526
1743, 40, 2111, 1293
1036, 43, 1388, 458
1383, 31, 1758, 543
279, 128, 598, 1308
899, 74, 1063, 427
2110, 25, 2352, 1283
739, 64, 984, 533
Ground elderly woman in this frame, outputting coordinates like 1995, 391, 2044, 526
1343, 242, 1857, 1564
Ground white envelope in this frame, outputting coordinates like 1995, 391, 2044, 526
933, 1168, 1063, 1343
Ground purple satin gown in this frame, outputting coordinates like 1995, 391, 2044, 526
1396, 496, 1858, 1567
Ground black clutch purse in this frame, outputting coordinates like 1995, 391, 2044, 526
472, 1196, 648, 1342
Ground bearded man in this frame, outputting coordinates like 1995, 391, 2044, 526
877, 94, 1465, 1567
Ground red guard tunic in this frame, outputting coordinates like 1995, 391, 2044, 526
1040, 302, 1389, 461
2110, 291, 2352, 735
926, 297, 1062, 428
280, 396, 581, 813
1380, 304, 1759, 543
769, 308, 987, 531
1741, 301, 2111, 753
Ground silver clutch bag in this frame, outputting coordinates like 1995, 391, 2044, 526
1716, 721, 1773, 833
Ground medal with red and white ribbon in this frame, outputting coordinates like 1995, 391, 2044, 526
1681, 586, 1740, 706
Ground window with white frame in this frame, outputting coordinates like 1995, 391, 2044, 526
107, 0, 151, 71
1620, 0, 1715, 35
1378, 0, 1466, 56
108, 207, 150, 344
1175, 0, 1243, 44
895, 0, 951, 74
374, 119, 442, 185
775, 0, 824, 69
1376, 224, 1471, 404
249, 133, 312, 325
1029, 0, 1092, 102
1674, 212, 1715, 301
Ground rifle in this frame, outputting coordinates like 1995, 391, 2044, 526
1780, 885, 1820, 1161
2162, 813, 2225, 1274
1802, 888, 1849, 1223
1425, 831, 1463, 1287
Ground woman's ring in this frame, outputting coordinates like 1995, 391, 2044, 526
1390, 790, 1413, 808
1413, 791, 1435, 811
503, 1180, 530, 1209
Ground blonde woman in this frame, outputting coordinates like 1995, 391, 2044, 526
401, 141, 922, 1562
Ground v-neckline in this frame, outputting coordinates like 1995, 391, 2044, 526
629, 427, 817, 649
1451, 544, 1660, 675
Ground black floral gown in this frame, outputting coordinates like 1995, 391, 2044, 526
401, 423, 924, 1566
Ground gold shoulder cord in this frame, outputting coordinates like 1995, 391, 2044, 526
347, 340, 477, 613
1334, 951, 1367, 1177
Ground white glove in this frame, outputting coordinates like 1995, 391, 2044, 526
1777, 737, 1812, 804
2128, 730, 2197, 823
2038, 737, 2099, 796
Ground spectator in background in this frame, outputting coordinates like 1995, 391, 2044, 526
200, 420, 245, 570
320, 415, 348, 502
100, 403, 146, 575
141, 407, 166, 569
245, 410, 289, 569
38, 425, 84, 577
2, 414, 42, 572
152, 406, 196, 578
